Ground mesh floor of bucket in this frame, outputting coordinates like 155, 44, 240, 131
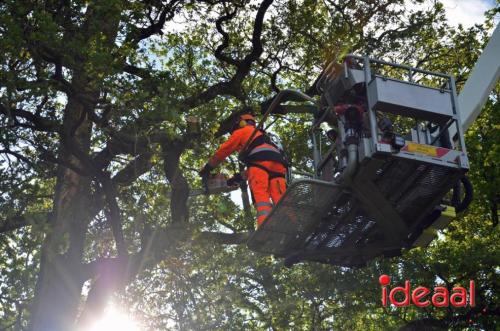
247, 154, 464, 266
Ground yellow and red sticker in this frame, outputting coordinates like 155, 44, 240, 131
403, 142, 450, 158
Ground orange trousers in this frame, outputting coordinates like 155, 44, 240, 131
247, 161, 287, 227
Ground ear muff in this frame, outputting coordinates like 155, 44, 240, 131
239, 120, 247, 128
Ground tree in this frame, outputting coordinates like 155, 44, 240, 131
0, 0, 498, 330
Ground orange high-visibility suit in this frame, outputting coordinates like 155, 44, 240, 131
207, 125, 287, 226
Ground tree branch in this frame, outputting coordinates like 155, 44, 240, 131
61, 133, 128, 256
111, 152, 153, 186
125, 1, 181, 45
0, 103, 62, 133
0, 213, 50, 233
0, 149, 35, 167
239, 0, 274, 70
101, 177, 127, 257
214, 8, 240, 66
180, 0, 274, 109
161, 141, 189, 224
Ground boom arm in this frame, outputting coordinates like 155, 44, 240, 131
457, 23, 500, 132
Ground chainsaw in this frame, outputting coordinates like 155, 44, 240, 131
192, 173, 244, 197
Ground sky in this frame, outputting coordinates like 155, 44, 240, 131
163, 0, 499, 33
439, 0, 498, 27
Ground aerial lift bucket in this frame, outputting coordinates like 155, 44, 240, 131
247, 55, 471, 267
248, 152, 466, 267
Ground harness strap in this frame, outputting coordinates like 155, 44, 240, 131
242, 131, 289, 167
246, 133, 267, 152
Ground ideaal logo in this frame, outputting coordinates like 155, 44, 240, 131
379, 274, 475, 307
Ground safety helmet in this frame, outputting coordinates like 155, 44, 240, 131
232, 113, 256, 132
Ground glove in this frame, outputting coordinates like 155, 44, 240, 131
199, 163, 214, 194
227, 173, 244, 187
199, 163, 214, 178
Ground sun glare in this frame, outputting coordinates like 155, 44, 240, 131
87, 307, 140, 331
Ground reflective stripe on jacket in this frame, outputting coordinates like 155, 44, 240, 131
208, 126, 263, 167
208, 126, 285, 167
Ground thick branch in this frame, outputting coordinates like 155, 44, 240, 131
180, 0, 274, 109
180, 80, 240, 110
0, 149, 35, 167
161, 141, 189, 224
111, 152, 153, 186
93, 131, 155, 169
125, 1, 181, 45
235, 0, 274, 79
0, 213, 49, 233
101, 177, 127, 257
0, 103, 61, 132
214, 9, 240, 66
81, 226, 250, 281
62, 134, 127, 256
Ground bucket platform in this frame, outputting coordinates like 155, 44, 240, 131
248, 141, 466, 267
247, 54, 471, 267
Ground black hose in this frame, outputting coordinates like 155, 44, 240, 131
435, 126, 471, 212
439, 127, 452, 149
452, 176, 473, 213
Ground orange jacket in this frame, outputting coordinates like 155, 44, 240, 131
208, 125, 264, 167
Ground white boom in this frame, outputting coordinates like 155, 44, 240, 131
457, 23, 500, 132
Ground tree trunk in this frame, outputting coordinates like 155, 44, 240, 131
29, 96, 93, 331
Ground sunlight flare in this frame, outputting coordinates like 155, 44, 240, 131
87, 307, 140, 331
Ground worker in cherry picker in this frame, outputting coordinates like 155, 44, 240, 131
325, 59, 394, 143
199, 113, 289, 228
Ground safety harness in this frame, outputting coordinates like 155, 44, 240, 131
240, 130, 289, 179
246, 162, 286, 179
